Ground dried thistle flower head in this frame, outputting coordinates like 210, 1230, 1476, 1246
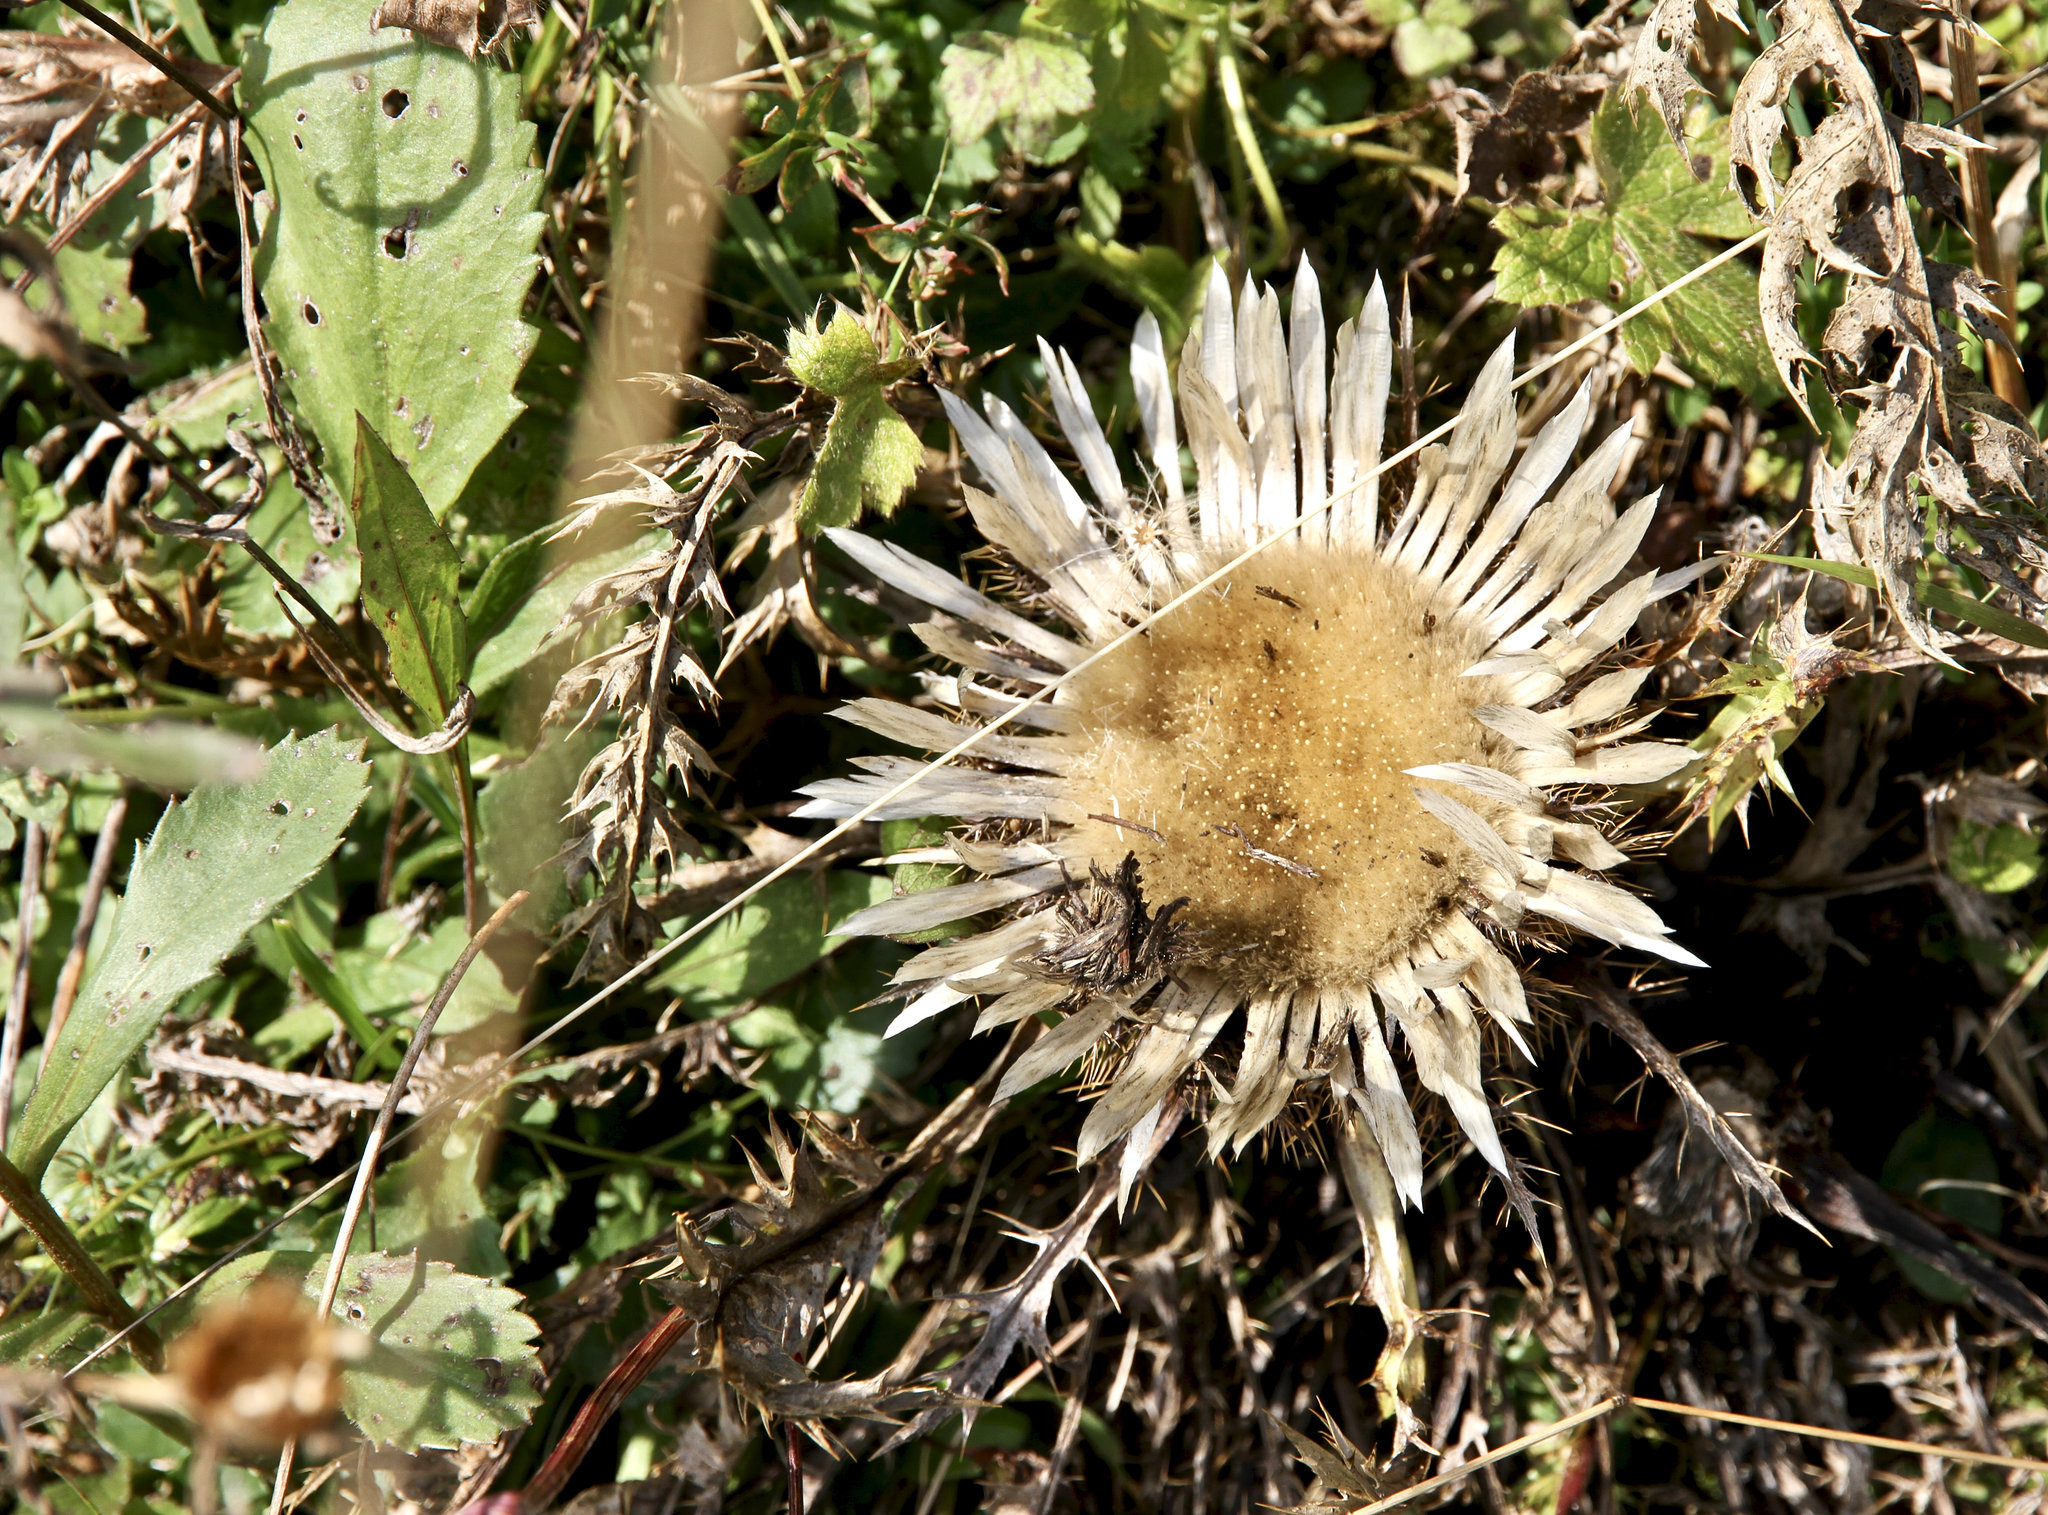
801, 266, 1703, 1216
160, 1279, 362, 1446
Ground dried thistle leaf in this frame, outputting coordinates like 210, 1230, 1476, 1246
369, 0, 541, 58
1624, 0, 1745, 162
1679, 592, 1884, 840
1453, 72, 1605, 206
1631, 0, 2048, 661
0, 30, 232, 223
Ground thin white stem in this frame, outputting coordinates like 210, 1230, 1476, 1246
264, 892, 528, 1515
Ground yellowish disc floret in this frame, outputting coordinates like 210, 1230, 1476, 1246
1063, 543, 1502, 997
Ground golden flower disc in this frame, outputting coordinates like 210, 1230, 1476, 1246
1063, 542, 1499, 997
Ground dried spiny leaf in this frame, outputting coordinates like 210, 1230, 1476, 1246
648, 1119, 936, 1427
0, 30, 233, 223
877, 1103, 1183, 1456
1272, 1406, 1384, 1513
544, 370, 835, 979
1632, 0, 2048, 662
1625, 0, 1745, 165
369, 0, 541, 58
1453, 72, 1606, 205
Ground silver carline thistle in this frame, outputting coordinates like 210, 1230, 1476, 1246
795, 263, 1708, 1243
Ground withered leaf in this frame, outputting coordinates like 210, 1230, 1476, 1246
1454, 72, 1605, 206
0, 30, 233, 224
1625, 0, 1743, 162
369, 0, 541, 58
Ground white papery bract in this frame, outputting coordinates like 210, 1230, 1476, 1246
797, 264, 1705, 1211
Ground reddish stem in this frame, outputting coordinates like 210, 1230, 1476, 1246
516, 1305, 695, 1514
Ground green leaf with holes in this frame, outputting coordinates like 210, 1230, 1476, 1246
242, 0, 546, 512
162, 1249, 542, 1452
1492, 94, 1770, 393
352, 413, 468, 720
7, 730, 370, 1183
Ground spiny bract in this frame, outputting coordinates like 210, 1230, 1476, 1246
798, 264, 1707, 1217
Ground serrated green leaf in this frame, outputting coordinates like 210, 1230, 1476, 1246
785, 308, 922, 532
9, 730, 370, 1182
242, 2, 546, 510
1493, 93, 1770, 393
800, 387, 922, 532
939, 33, 1095, 163
352, 414, 468, 722
167, 1250, 542, 1452
785, 305, 914, 396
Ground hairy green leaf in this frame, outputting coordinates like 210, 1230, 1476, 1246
170, 1249, 542, 1452
1494, 94, 1770, 393
785, 307, 922, 531
352, 414, 469, 721
8, 730, 370, 1182
243, 2, 546, 510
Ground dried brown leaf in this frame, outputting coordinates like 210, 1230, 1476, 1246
368, 0, 541, 59
1625, 0, 1744, 163
0, 30, 232, 223
1454, 73, 1606, 205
